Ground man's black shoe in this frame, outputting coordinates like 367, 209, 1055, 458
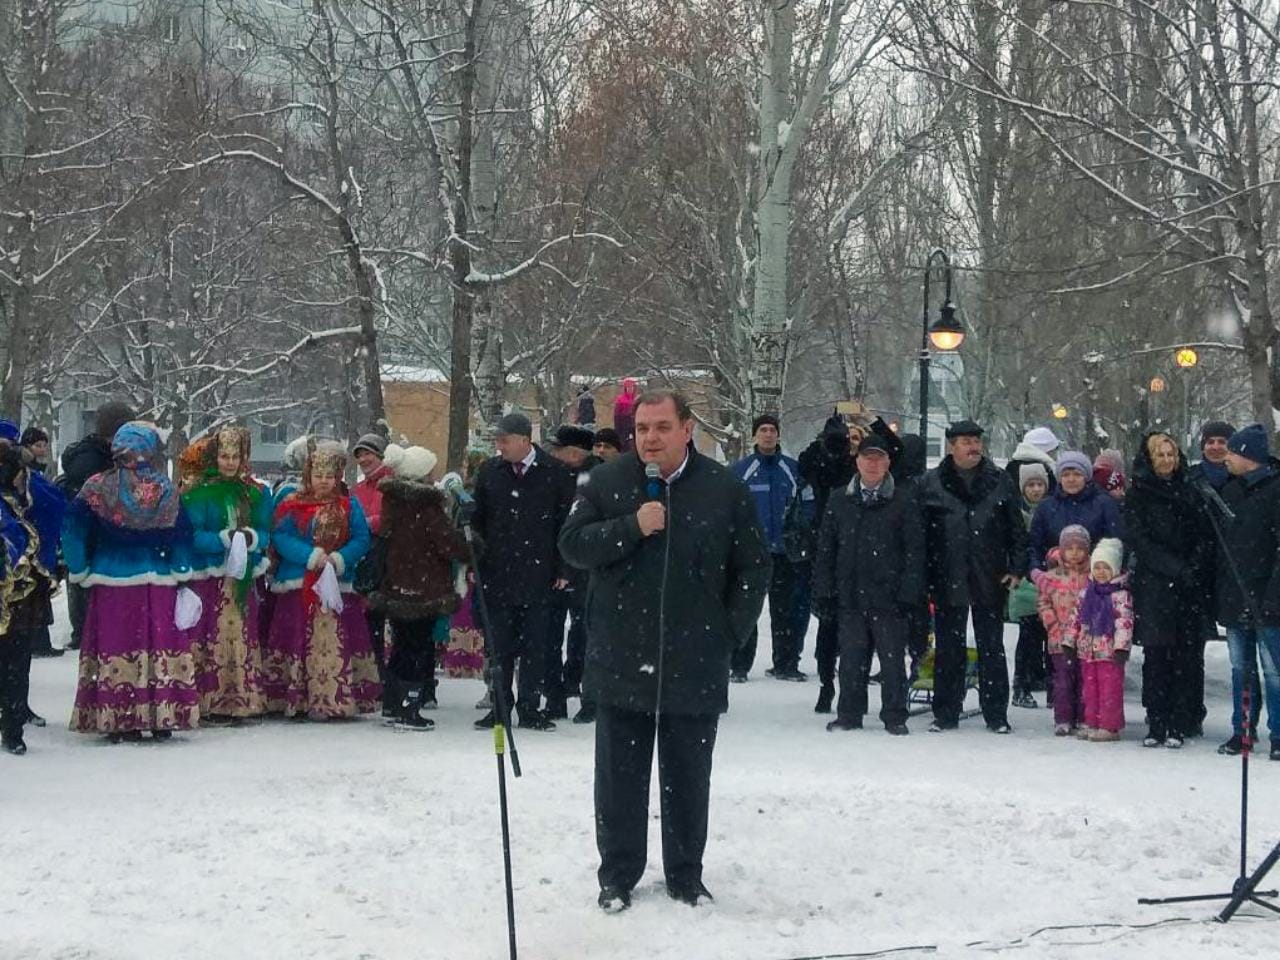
598, 886, 631, 913
30, 647, 64, 659
825, 717, 861, 732
667, 880, 713, 906
814, 682, 834, 714
774, 668, 808, 682
885, 723, 909, 736
729, 672, 748, 684
518, 710, 557, 731
572, 703, 597, 724
544, 700, 569, 721
474, 711, 497, 730
928, 720, 957, 733
24, 709, 46, 728
988, 722, 1012, 735
151, 730, 173, 741
2, 734, 26, 755
1271, 739, 1280, 762
1218, 734, 1245, 756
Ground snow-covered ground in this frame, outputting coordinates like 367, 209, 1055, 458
4, 608, 1279, 960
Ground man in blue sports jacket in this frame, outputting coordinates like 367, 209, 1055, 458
730, 414, 813, 682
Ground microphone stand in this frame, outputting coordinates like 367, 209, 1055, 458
1139, 475, 1279, 921
454, 494, 522, 960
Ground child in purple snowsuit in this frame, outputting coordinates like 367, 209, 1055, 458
1033, 524, 1091, 736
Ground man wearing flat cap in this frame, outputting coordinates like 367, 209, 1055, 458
471, 412, 577, 730
919, 420, 1028, 734
813, 432, 924, 734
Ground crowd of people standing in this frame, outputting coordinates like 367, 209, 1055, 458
2, 391, 1278, 770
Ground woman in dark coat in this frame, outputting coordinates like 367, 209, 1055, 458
1123, 432, 1214, 747
367, 444, 469, 729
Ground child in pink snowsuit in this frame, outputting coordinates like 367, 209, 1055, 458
1033, 524, 1091, 736
1065, 537, 1133, 742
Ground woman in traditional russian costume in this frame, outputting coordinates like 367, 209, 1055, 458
183, 426, 271, 723
65, 422, 198, 742
263, 442, 380, 718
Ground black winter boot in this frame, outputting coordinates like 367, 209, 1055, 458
381, 677, 402, 720
395, 688, 435, 731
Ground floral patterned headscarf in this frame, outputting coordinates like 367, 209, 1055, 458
79, 422, 181, 531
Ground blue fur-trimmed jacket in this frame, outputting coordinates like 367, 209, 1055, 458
184, 482, 273, 580
269, 495, 371, 593
62, 496, 194, 587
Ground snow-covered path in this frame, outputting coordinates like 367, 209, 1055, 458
3, 615, 1278, 960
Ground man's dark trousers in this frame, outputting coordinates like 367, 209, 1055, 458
486, 602, 553, 716
933, 603, 1009, 727
814, 614, 839, 684
732, 552, 801, 675
544, 590, 588, 709
836, 608, 908, 726
595, 705, 719, 891
0, 628, 33, 740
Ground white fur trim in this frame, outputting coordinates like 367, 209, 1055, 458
245, 529, 260, 552
72, 570, 197, 588
219, 529, 233, 549
269, 577, 358, 595
306, 547, 326, 571
329, 552, 345, 577
187, 556, 271, 581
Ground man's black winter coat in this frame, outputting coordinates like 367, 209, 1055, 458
1215, 459, 1280, 626
558, 450, 770, 715
471, 446, 576, 606
797, 439, 854, 526
57, 435, 113, 499
920, 457, 1028, 608
813, 473, 925, 613
1123, 435, 1214, 645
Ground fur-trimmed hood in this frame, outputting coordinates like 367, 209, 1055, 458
378, 476, 447, 506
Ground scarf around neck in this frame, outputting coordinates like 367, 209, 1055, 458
184, 473, 265, 604
1079, 578, 1122, 639
274, 490, 351, 614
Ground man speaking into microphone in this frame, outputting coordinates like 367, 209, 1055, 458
559, 390, 770, 912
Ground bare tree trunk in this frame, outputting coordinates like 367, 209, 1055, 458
468, 0, 506, 434
315, 0, 387, 435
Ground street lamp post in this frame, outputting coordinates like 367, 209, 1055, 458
919, 249, 966, 449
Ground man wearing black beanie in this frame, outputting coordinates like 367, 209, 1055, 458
731, 413, 814, 683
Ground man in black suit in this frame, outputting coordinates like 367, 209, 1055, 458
471, 412, 576, 731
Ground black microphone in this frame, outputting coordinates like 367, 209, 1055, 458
1191, 471, 1235, 519
645, 461, 662, 500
